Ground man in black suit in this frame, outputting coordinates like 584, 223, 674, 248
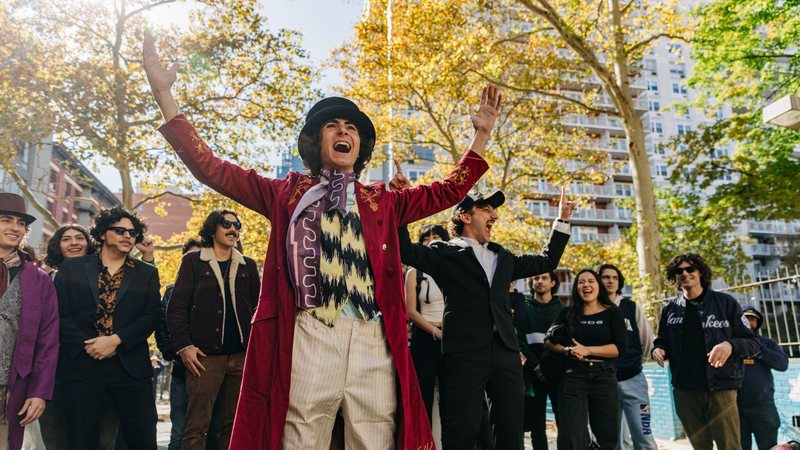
398, 188, 574, 450
54, 207, 161, 450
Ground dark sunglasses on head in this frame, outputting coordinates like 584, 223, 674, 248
110, 227, 140, 238
220, 220, 242, 230
672, 266, 697, 276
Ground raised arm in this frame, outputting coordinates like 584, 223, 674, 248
390, 86, 501, 224
143, 32, 180, 122
144, 33, 277, 218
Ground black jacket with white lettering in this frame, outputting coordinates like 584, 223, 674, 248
653, 289, 760, 391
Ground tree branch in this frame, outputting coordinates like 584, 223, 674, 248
2, 162, 58, 228
124, 0, 178, 21
629, 33, 690, 55
132, 191, 200, 210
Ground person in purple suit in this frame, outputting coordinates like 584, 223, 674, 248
0, 193, 60, 450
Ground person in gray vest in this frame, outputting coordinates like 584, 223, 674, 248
599, 263, 657, 450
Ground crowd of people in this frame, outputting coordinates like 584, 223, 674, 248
0, 33, 790, 450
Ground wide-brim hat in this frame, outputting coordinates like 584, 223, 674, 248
453, 190, 505, 216
742, 306, 764, 329
297, 97, 376, 159
0, 192, 36, 224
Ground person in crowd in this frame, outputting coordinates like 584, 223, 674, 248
404, 224, 449, 430
0, 193, 59, 450
738, 305, 788, 450
544, 269, 626, 450
514, 271, 563, 450
54, 207, 161, 449
145, 34, 500, 449
42, 222, 152, 450
598, 263, 658, 450
156, 237, 223, 450
397, 187, 573, 449
167, 210, 259, 450
653, 253, 759, 450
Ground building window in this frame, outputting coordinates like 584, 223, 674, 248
574, 226, 599, 243
657, 165, 669, 177
651, 122, 663, 134
61, 209, 69, 223
527, 201, 548, 217
46, 199, 55, 215
672, 83, 688, 95
648, 101, 661, 112
49, 170, 59, 195
408, 170, 426, 181
647, 80, 659, 92
677, 124, 692, 135
645, 59, 657, 75
615, 183, 633, 197
713, 148, 729, 158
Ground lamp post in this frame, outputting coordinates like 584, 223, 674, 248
762, 94, 800, 129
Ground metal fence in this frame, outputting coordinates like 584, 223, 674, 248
648, 266, 800, 356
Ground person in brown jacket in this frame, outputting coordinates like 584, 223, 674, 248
167, 209, 259, 450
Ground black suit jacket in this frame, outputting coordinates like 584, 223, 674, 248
54, 255, 161, 380
399, 227, 569, 354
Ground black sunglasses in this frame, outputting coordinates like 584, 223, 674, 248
220, 220, 242, 230
672, 266, 697, 276
110, 227, 140, 238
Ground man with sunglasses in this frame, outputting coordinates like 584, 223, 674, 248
167, 210, 259, 450
653, 253, 759, 450
54, 207, 161, 449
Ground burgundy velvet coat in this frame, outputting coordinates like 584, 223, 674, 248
159, 115, 488, 450
7, 258, 59, 450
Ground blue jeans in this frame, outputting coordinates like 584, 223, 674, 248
618, 371, 658, 450
169, 374, 223, 450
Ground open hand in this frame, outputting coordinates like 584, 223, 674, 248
652, 348, 666, 367
180, 346, 207, 378
707, 341, 732, 368
143, 32, 179, 95
469, 85, 502, 135
18, 398, 45, 426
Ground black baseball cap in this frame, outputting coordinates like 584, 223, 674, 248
453, 190, 505, 216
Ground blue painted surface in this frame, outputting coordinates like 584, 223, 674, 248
641, 360, 800, 445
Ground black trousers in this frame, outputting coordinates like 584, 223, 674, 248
442, 333, 524, 450
524, 372, 559, 450
61, 356, 157, 450
556, 361, 620, 450
410, 326, 447, 425
739, 399, 781, 450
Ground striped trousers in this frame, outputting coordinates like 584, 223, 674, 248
282, 312, 397, 449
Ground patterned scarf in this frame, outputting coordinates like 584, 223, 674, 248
287, 170, 357, 309
0, 251, 22, 298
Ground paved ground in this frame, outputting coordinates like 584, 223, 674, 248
155, 400, 694, 449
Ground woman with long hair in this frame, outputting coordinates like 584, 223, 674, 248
404, 224, 450, 430
544, 269, 627, 449
44, 224, 97, 273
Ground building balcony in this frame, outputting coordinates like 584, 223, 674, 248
747, 220, 800, 235
563, 114, 626, 135
534, 205, 633, 224
532, 181, 633, 201
748, 243, 789, 257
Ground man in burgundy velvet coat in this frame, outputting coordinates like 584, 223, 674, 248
145, 35, 501, 450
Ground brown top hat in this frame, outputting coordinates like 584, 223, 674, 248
0, 192, 37, 224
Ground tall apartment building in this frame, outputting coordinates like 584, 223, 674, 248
0, 141, 120, 254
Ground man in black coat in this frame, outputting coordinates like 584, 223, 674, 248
398, 188, 574, 450
54, 207, 161, 450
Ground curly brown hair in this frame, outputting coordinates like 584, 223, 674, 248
666, 253, 713, 289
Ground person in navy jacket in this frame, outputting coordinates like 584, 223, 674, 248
738, 305, 788, 450
653, 253, 759, 450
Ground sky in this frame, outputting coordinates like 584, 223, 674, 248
94, 0, 366, 192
